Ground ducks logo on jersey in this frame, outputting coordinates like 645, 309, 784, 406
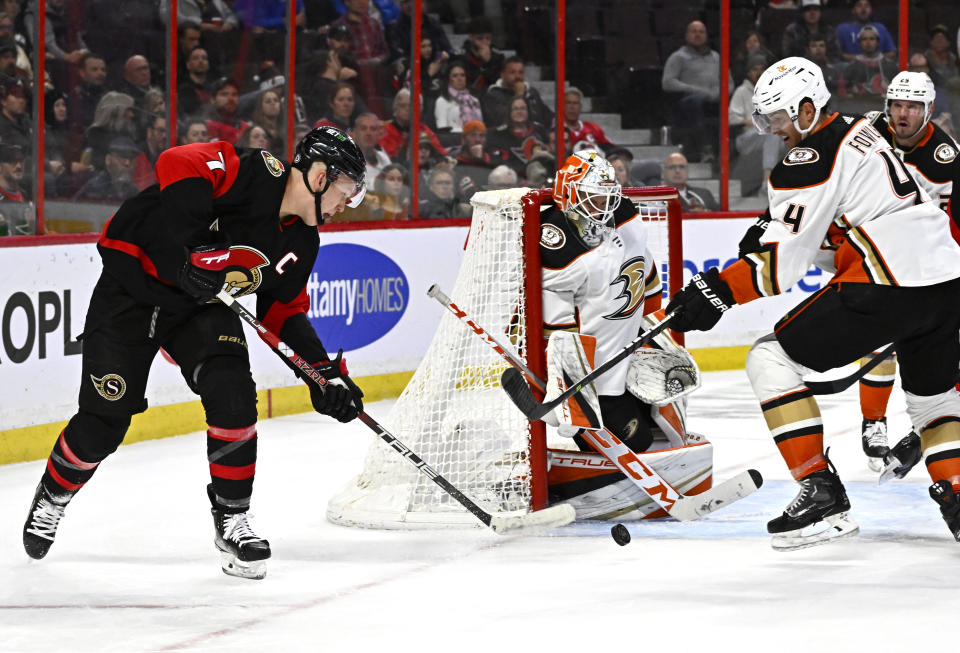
604, 257, 647, 320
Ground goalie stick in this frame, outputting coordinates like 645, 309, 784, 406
215, 289, 575, 535
429, 285, 763, 521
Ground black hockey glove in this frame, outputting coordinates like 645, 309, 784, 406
179, 242, 232, 303
738, 209, 771, 259
308, 350, 364, 423
665, 267, 735, 333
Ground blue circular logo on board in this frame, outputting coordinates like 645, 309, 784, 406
306, 244, 409, 350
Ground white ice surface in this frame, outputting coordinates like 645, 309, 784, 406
2, 370, 957, 652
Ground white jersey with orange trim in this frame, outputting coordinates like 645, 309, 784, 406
868, 111, 956, 213
540, 200, 662, 396
719, 112, 960, 305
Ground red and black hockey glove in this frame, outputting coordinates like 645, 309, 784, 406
308, 350, 364, 423
665, 267, 735, 333
178, 242, 232, 303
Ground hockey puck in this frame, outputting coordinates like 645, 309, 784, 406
611, 523, 631, 546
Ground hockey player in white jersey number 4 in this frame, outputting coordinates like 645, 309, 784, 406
666, 57, 960, 550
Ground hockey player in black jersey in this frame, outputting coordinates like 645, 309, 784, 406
666, 57, 960, 549
22, 126, 367, 579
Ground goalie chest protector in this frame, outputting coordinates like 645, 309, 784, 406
539, 200, 661, 396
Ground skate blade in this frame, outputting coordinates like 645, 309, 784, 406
770, 512, 860, 552
219, 550, 267, 580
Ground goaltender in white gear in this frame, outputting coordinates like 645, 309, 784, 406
540, 149, 699, 452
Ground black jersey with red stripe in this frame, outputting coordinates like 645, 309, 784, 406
97, 142, 330, 361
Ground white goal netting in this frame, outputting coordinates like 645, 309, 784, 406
326, 187, 679, 529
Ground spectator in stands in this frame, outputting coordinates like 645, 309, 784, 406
459, 17, 504, 91
82, 92, 137, 171
74, 137, 141, 202
180, 117, 210, 144
118, 55, 158, 111
205, 77, 249, 145
373, 163, 410, 220
177, 21, 203, 67
838, 25, 898, 114
159, 0, 239, 33
250, 89, 284, 150
419, 166, 469, 219
0, 144, 31, 236
69, 53, 108, 132
730, 53, 784, 196
378, 88, 448, 160
0, 13, 31, 82
434, 62, 483, 133
483, 56, 553, 130
83, 1, 163, 78
294, 122, 312, 143
661, 21, 728, 163
142, 89, 166, 120
732, 31, 775, 85
351, 111, 391, 191
387, 0, 452, 63
908, 51, 956, 135
300, 49, 354, 123
395, 36, 448, 100
232, 0, 305, 65
332, 0, 388, 66
0, 75, 30, 153
0, 39, 18, 79
606, 147, 638, 186
805, 33, 844, 94
782, 0, 840, 62
662, 151, 718, 212
487, 96, 549, 178
316, 81, 360, 132
525, 151, 553, 189
326, 24, 362, 75
237, 124, 271, 149
24, 0, 88, 68
449, 120, 501, 202
178, 47, 212, 118
925, 25, 960, 100
836, 0, 895, 61
132, 114, 167, 189
562, 86, 613, 155
486, 164, 518, 192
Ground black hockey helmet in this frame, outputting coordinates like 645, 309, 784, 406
293, 125, 366, 221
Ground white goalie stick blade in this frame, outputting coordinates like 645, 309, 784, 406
770, 512, 860, 551
488, 503, 577, 534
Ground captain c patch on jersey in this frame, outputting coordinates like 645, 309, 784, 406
541, 223, 566, 249
934, 142, 957, 164
784, 148, 819, 165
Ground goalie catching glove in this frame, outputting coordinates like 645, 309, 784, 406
626, 322, 700, 405
308, 350, 364, 423
665, 267, 735, 333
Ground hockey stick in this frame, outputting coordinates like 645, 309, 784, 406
429, 286, 763, 521
215, 290, 575, 535
803, 344, 897, 395
500, 311, 678, 422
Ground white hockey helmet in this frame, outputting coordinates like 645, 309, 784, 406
552, 149, 621, 245
752, 57, 831, 138
885, 71, 935, 137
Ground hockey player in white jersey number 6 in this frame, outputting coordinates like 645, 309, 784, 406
665, 57, 960, 550
542, 150, 692, 453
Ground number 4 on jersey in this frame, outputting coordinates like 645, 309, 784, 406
782, 203, 806, 234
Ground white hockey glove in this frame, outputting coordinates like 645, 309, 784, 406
545, 331, 604, 436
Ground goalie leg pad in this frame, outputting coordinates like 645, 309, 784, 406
546, 331, 603, 432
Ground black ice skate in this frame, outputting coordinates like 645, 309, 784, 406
929, 480, 960, 542
23, 482, 73, 560
767, 452, 858, 551
208, 485, 271, 580
879, 431, 921, 484
861, 418, 890, 473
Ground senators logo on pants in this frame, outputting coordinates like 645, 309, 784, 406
91, 373, 127, 401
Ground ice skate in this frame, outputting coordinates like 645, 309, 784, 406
929, 480, 960, 542
23, 483, 73, 560
879, 431, 921, 483
209, 486, 271, 580
862, 418, 890, 472
768, 453, 858, 551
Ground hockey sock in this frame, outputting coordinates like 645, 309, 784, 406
921, 416, 960, 492
859, 353, 896, 421
207, 424, 258, 511
761, 388, 827, 480
42, 429, 100, 497
41, 411, 129, 498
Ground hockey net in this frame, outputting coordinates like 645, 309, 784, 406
326, 186, 683, 529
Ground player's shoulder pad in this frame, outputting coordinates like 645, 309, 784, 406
612, 196, 639, 227
539, 205, 590, 269
769, 113, 860, 190
909, 123, 958, 183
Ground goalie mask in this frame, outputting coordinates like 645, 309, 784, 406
752, 57, 830, 139
885, 71, 935, 140
552, 149, 622, 247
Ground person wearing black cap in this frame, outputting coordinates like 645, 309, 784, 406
0, 75, 30, 152
458, 17, 505, 90
73, 136, 141, 201
782, 0, 840, 61
0, 143, 32, 236
22, 126, 367, 580
205, 77, 249, 145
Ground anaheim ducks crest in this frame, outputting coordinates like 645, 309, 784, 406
935, 142, 957, 164
90, 373, 126, 401
214, 245, 271, 300
604, 256, 647, 320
